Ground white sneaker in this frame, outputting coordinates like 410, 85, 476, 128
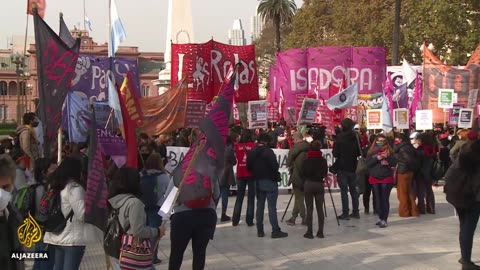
379, 221, 388, 228
375, 220, 382, 226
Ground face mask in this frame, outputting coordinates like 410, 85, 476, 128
32, 122, 39, 128
394, 139, 401, 145
305, 137, 313, 143
0, 188, 12, 211
376, 141, 386, 147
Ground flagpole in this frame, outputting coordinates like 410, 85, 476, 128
83, 0, 86, 31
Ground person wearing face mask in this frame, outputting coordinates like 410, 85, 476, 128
393, 133, 419, 217
15, 112, 40, 168
366, 134, 396, 228
0, 154, 25, 270
138, 144, 153, 171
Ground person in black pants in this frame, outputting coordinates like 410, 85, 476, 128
169, 208, 217, 270
452, 140, 480, 270
300, 140, 328, 239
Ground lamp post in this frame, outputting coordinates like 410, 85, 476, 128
10, 53, 25, 126
19, 72, 31, 113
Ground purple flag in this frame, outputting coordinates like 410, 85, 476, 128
410, 73, 422, 125
69, 55, 140, 101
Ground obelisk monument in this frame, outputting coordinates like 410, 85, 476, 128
156, 0, 194, 94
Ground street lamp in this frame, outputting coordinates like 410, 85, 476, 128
10, 53, 25, 125
19, 71, 31, 113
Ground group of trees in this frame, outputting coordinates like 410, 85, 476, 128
256, 0, 480, 66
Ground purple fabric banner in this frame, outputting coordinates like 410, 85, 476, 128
274, 46, 386, 107
70, 54, 140, 101
97, 128, 127, 157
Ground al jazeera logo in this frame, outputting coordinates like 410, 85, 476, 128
11, 212, 49, 261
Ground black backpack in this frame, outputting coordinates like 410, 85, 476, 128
37, 188, 73, 233
104, 196, 133, 259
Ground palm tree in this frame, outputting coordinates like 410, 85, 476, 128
257, 0, 297, 52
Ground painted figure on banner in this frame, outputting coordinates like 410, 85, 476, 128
193, 56, 210, 92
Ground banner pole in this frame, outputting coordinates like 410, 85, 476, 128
57, 128, 62, 165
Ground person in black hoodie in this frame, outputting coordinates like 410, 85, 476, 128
333, 118, 361, 220
300, 140, 328, 239
247, 133, 288, 239
415, 133, 436, 214
394, 133, 419, 217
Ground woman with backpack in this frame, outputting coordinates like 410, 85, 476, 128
140, 153, 170, 265
105, 167, 165, 270
366, 134, 396, 228
42, 157, 92, 270
445, 140, 480, 270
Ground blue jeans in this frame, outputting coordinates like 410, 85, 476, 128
146, 209, 162, 261
337, 170, 360, 215
52, 245, 85, 270
256, 179, 280, 233
32, 237, 55, 270
457, 205, 480, 262
232, 178, 255, 225
220, 185, 230, 216
373, 183, 393, 222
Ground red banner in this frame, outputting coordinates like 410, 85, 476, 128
171, 39, 259, 103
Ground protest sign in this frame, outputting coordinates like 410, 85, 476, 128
458, 108, 474, 128
393, 109, 409, 129
416, 110, 433, 130
366, 109, 382, 129
185, 100, 206, 128
247, 100, 268, 129
438, 89, 454, 109
298, 98, 319, 126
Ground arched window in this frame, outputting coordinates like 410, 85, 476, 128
0, 81, 7, 96
8, 81, 17, 96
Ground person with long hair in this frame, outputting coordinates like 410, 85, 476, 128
451, 140, 480, 270
140, 153, 170, 265
107, 167, 165, 269
43, 157, 93, 270
416, 133, 436, 214
366, 134, 396, 228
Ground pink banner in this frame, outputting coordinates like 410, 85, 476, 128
274, 46, 386, 107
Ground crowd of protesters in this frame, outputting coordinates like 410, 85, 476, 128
0, 113, 479, 270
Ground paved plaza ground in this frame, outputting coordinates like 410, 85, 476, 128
26, 187, 479, 269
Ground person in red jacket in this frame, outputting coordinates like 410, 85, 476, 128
232, 129, 256, 226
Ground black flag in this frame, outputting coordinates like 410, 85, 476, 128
33, 9, 80, 157
59, 13, 76, 48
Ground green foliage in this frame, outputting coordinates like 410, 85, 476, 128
258, 0, 298, 52
280, 0, 479, 65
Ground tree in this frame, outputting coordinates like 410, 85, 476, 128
283, 0, 479, 65
257, 0, 298, 52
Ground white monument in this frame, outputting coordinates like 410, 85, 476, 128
154, 0, 195, 95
